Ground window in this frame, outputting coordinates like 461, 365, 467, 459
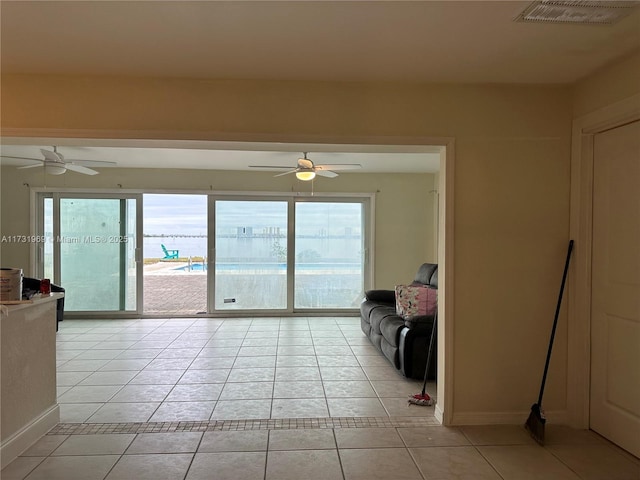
294, 201, 365, 308
38, 191, 372, 315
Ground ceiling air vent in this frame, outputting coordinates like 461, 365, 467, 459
516, 1, 639, 25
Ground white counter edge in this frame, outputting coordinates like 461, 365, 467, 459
1, 292, 64, 314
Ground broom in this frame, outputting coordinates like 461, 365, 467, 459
525, 239, 574, 445
408, 312, 437, 406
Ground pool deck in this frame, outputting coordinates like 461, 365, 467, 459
144, 261, 206, 314
143, 261, 361, 314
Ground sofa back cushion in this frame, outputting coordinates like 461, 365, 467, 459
429, 268, 438, 288
413, 263, 438, 286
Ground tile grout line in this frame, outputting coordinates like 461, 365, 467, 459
458, 429, 507, 480
333, 427, 348, 480
48, 416, 439, 435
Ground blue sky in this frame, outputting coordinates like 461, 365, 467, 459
143, 194, 362, 236
143, 194, 208, 236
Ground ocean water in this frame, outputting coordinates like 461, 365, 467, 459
144, 236, 207, 259
144, 235, 362, 262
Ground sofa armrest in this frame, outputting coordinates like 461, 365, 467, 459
364, 289, 396, 304
404, 314, 436, 332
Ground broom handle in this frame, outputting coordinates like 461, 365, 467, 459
421, 311, 438, 396
537, 240, 574, 406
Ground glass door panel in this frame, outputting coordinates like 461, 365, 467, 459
213, 200, 288, 311
45, 195, 140, 313
143, 194, 208, 315
294, 201, 365, 309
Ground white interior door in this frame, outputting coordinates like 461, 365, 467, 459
590, 120, 640, 457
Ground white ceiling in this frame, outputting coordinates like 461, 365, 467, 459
1, 1, 638, 173
2, 1, 639, 84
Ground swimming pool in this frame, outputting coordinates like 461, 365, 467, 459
173, 262, 361, 272
173, 263, 207, 271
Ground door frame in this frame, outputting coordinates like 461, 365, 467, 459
12, 131, 454, 425
30, 190, 144, 316
568, 93, 640, 428
207, 191, 375, 316
208, 194, 372, 314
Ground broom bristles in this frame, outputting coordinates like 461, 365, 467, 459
525, 403, 546, 445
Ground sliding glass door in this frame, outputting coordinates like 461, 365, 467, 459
210, 196, 370, 313
143, 194, 208, 315
211, 199, 289, 311
294, 200, 366, 309
36, 191, 370, 316
39, 193, 141, 314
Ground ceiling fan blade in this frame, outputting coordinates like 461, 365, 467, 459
1, 155, 43, 162
41, 149, 64, 163
64, 164, 99, 175
297, 158, 313, 169
316, 170, 339, 178
249, 165, 297, 169
69, 160, 117, 167
316, 164, 362, 171
274, 170, 297, 177
16, 163, 44, 170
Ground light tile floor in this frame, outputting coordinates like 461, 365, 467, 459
2, 317, 639, 479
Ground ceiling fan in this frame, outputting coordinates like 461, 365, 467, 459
3, 146, 117, 175
249, 153, 361, 181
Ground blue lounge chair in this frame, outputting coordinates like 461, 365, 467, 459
161, 244, 179, 259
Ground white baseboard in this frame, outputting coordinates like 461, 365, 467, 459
450, 409, 568, 426
1, 404, 60, 469
434, 404, 445, 424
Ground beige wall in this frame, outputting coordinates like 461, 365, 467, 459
573, 50, 640, 118
1, 74, 573, 422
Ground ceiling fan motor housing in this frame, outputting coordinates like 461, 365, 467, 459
45, 164, 67, 175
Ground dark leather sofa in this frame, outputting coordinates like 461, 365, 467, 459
360, 263, 438, 379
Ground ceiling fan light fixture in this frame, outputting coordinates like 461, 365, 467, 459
45, 164, 67, 175
296, 170, 316, 181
